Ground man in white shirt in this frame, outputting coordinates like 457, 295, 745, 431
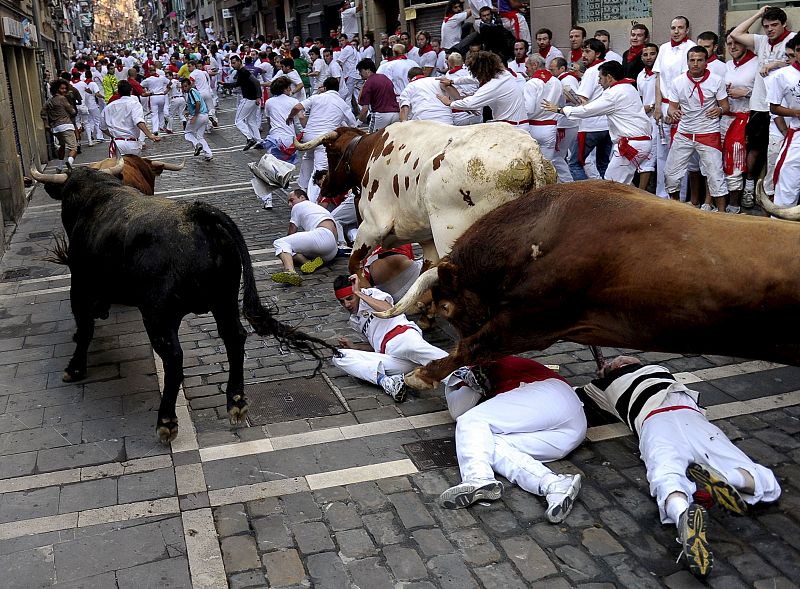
399, 67, 454, 124
766, 35, 800, 209
507, 40, 529, 79
204, 25, 215, 42
100, 80, 160, 156
730, 5, 797, 207
319, 49, 343, 93
333, 274, 447, 402
272, 190, 341, 286
636, 43, 659, 190
337, 34, 359, 106
534, 28, 564, 68
141, 63, 170, 134
546, 60, 652, 185
383, 44, 416, 97
523, 54, 560, 160
273, 58, 307, 101
289, 77, 357, 193
441, 1, 470, 51
164, 70, 185, 134
407, 31, 437, 76
664, 46, 730, 210
444, 53, 481, 126
340, 1, 362, 40
550, 57, 582, 182
188, 60, 217, 129
595, 30, 622, 63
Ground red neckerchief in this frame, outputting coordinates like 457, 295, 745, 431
627, 44, 644, 62
769, 29, 791, 47
532, 69, 553, 82
707, 54, 718, 63
587, 58, 605, 68
733, 50, 756, 68
570, 48, 582, 63
411, 74, 427, 81
609, 77, 636, 88
443, 12, 458, 22
671, 36, 688, 48
448, 67, 462, 74
418, 44, 434, 55
515, 57, 526, 64
305, 42, 313, 47
686, 70, 710, 106
559, 71, 580, 81
644, 66, 654, 76
116, 65, 124, 72
388, 55, 406, 60
499, 10, 520, 38
538, 46, 550, 59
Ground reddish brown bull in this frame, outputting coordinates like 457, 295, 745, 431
32, 156, 183, 195
380, 181, 800, 389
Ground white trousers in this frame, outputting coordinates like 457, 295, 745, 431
528, 124, 557, 161
655, 104, 673, 197
339, 76, 356, 106
605, 138, 652, 185
664, 133, 727, 197
111, 139, 143, 156
200, 90, 215, 131
640, 392, 781, 524
185, 114, 212, 157
333, 331, 447, 384
166, 97, 186, 132
454, 379, 586, 494
638, 119, 658, 173
77, 108, 93, 142
298, 144, 328, 194
331, 195, 357, 230
88, 107, 103, 141
273, 226, 338, 262
773, 130, 800, 207
762, 132, 784, 196
554, 126, 577, 183
235, 98, 261, 141
148, 95, 167, 133
369, 112, 400, 132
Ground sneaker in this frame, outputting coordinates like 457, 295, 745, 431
699, 203, 717, 212
87, 140, 95, 147
725, 205, 741, 214
243, 138, 257, 151
677, 503, 713, 579
379, 374, 407, 402
164, 128, 174, 135
300, 256, 324, 274
210, 115, 219, 127
95, 137, 106, 142
439, 481, 503, 509
262, 200, 273, 210
544, 473, 582, 523
182, 121, 187, 130
271, 271, 302, 286
194, 144, 202, 156
204, 156, 213, 162
742, 186, 755, 208
451, 366, 490, 396
686, 463, 748, 516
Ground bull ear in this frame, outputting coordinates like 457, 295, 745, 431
435, 259, 459, 291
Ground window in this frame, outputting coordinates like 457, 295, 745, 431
576, 0, 651, 23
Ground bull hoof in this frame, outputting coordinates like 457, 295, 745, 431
228, 394, 249, 425
156, 418, 179, 444
405, 369, 437, 390
62, 366, 86, 382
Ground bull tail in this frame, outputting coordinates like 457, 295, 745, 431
190, 203, 339, 372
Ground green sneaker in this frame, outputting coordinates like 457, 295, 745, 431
300, 256, 324, 274
271, 271, 302, 286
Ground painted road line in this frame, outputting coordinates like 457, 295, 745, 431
155, 181, 251, 195
0, 285, 70, 301
0, 513, 78, 541
208, 477, 309, 507
182, 508, 228, 589
306, 459, 418, 490
77, 497, 180, 527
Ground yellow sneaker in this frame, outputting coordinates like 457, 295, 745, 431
300, 256, 324, 274
271, 271, 302, 286
677, 503, 713, 579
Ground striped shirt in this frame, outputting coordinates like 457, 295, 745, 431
583, 364, 699, 437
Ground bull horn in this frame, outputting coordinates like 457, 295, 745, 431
29, 160, 68, 184
294, 130, 339, 151
373, 267, 440, 319
150, 158, 185, 171
757, 190, 800, 221
100, 155, 125, 176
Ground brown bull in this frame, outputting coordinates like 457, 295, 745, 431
380, 181, 800, 389
33, 155, 183, 195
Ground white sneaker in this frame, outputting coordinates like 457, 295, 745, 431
544, 474, 582, 523
742, 186, 755, 208
699, 204, 717, 212
439, 481, 503, 509
379, 374, 407, 402
451, 366, 490, 396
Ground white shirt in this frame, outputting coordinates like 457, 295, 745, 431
637, 68, 657, 117
507, 59, 528, 79
577, 60, 608, 131
141, 72, 170, 94
563, 81, 651, 141
359, 45, 376, 62
451, 70, 527, 124
384, 58, 416, 96
72, 80, 90, 111
557, 72, 580, 129
256, 60, 275, 82
434, 51, 448, 76
341, 6, 359, 39
766, 63, 800, 129
337, 44, 358, 77
725, 54, 758, 114
86, 81, 101, 108
349, 287, 420, 352
751, 32, 797, 111
706, 56, 727, 81
100, 95, 144, 139
321, 59, 343, 88
190, 68, 212, 93
467, 0, 492, 13
265, 93, 300, 144
407, 47, 437, 72
399, 77, 454, 124
653, 38, 696, 107
605, 50, 623, 64
536, 46, 564, 68
300, 91, 357, 139
668, 70, 727, 134
274, 69, 306, 100
524, 73, 561, 122
290, 200, 335, 232
441, 12, 468, 50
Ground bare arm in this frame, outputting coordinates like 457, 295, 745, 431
287, 222, 298, 236
350, 274, 392, 312
771, 102, 800, 118
358, 105, 369, 122
287, 102, 304, 124
136, 121, 160, 141
730, 6, 766, 49
399, 105, 410, 121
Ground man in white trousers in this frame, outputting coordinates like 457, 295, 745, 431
100, 80, 160, 156
223, 55, 263, 150
767, 35, 800, 209
583, 356, 781, 579
332, 274, 447, 403
523, 54, 561, 161
141, 63, 170, 134
180, 78, 213, 161
164, 70, 186, 133
188, 60, 217, 131
636, 43, 659, 191
438, 357, 586, 524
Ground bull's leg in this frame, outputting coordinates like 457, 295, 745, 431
64, 284, 96, 382
212, 303, 248, 425
143, 314, 184, 444
348, 225, 382, 275
419, 240, 440, 272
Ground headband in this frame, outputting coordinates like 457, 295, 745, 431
335, 286, 354, 299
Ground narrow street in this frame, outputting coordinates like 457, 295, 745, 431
0, 94, 798, 588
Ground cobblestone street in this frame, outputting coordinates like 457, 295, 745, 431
1, 94, 799, 588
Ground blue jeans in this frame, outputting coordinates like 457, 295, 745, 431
568, 130, 613, 180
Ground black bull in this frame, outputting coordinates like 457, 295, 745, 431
43, 168, 336, 443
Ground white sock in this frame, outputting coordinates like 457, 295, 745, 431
67, 156, 74, 166
726, 468, 746, 490
538, 472, 559, 496
744, 178, 755, 190
666, 494, 690, 524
